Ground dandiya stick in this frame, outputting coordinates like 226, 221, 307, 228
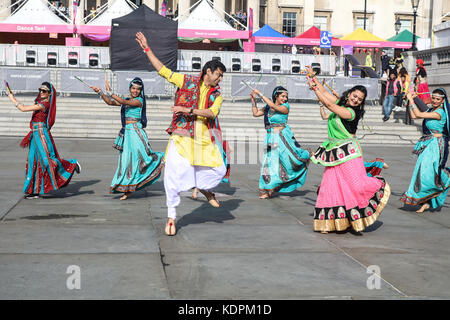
74, 76, 93, 88
4, 81, 12, 94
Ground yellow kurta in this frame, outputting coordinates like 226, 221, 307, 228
158, 66, 224, 167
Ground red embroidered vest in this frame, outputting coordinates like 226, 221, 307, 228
166, 73, 231, 181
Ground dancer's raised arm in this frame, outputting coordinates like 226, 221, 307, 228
305, 66, 339, 106
307, 76, 353, 120
136, 32, 163, 72
253, 89, 288, 114
8, 92, 44, 112
250, 90, 265, 117
407, 92, 441, 120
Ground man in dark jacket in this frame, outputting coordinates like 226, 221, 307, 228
380, 50, 390, 78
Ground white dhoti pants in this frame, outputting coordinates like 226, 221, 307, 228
164, 140, 226, 219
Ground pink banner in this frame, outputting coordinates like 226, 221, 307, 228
254, 36, 411, 49
0, 23, 73, 33
248, 8, 253, 38
178, 29, 249, 39
76, 25, 111, 34
65, 37, 82, 46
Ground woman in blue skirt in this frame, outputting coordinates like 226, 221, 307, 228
401, 88, 450, 213
91, 78, 164, 200
250, 86, 310, 199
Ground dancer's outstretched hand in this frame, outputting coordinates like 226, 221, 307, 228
7, 92, 16, 103
305, 65, 314, 77
136, 32, 149, 50
252, 89, 262, 97
90, 86, 101, 94
105, 78, 111, 92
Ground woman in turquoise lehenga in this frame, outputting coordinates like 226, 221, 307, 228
91, 78, 164, 200
401, 88, 450, 213
250, 86, 310, 199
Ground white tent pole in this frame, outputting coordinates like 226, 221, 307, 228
45, 0, 71, 23
206, 0, 246, 29
6, 0, 28, 16
82, 1, 109, 23
125, 0, 138, 10
173, 0, 202, 22
0, 0, 26, 15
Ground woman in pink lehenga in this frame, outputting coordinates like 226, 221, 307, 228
306, 67, 390, 234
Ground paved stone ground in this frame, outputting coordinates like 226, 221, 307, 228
0, 137, 448, 300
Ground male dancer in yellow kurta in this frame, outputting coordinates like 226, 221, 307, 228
136, 32, 227, 236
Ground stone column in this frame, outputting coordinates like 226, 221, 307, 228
247, 0, 259, 30
215, 0, 226, 18
143, 0, 156, 10
0, 0, 10, 22
75, 0, 85, 25
178, 0, 189, 22
303, 0, 314, 31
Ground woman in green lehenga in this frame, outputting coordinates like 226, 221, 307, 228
401, 89, 450, 213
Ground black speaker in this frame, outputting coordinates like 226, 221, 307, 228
232, 58, 241, 71
272, 58, 281, 72
26, 50, 36, 64
291, 60, 300, 74
192, 57, 201, 71
312, 62, 321, 75
252, 59, 261, 72
89, 53, 99, 67
47, 52, 57, 66
68, 52, 78, 66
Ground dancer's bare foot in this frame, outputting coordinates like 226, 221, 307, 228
199, 190, 220, 207
120, 192, 130, 201
165, 218, 176, 236
416, 203, 430, 213
192, 187, 198, 200
259, 194, 270, 199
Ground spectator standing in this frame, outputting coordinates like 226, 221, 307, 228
382, 71, 402, 121
387, 58, 397, 77
380, 50, 390, 78
365, 49, 374, 70
393, 68, 412, 112
395, 52, 405, 72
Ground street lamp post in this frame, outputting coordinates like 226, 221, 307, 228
411, 0, 420, 51
395, 18, 401, 35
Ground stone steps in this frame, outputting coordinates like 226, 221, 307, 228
0, 97, 421, 145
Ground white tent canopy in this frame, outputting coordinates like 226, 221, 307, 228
178, 0, 235, 31
86, 0, 137, 26
2, 0, 69, 25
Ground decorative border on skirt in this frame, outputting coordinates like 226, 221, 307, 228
313, 178, 391, 233
311, 140, 361, 167
110, 158, 165, 194
400, 187, 449, 206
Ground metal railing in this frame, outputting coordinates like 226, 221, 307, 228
0, 44, 337, 75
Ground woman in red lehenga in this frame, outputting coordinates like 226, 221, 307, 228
415, 58, 431, 105
8, 82, 80, 199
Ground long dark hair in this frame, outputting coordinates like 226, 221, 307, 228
120, 77, 147, 129
427, 88, 450, 185
336, 85, 367, 119
271, 86, 288, 103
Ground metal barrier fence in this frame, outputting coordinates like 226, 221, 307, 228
0, 44, 336, 75
0, 66, 379, 100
